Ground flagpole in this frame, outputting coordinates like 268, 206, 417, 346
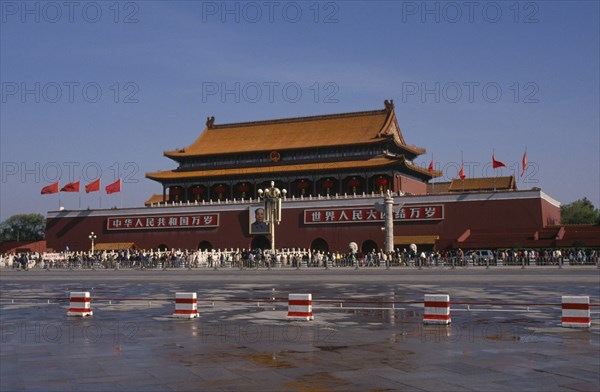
431, 153, 435, 194
493, 150, 496, 192
461, 151, 464, 193
523, 147, 527, 190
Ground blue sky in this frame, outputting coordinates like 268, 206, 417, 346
1, 0, 599, 221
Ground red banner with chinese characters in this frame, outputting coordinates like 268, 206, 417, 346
107, 214, 219, 230
304, 205, 443, 224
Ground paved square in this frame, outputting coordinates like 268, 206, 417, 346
1, 268, 599, 391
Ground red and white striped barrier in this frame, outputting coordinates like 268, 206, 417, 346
562, 296, 590, 328
173, 292, 199, 319
423, 294, 451, 325
287, 293, 314, 321
67, 291, 93, 317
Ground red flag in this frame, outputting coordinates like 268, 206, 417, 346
521, 149, 527, 177
458, 162, 466, 180
60, 180, 80, 192
492, 152, 506, 169
428, 159, 434, 173
85, 178, 101, 193
105, 179, 121, 194
41, 182, 59, 194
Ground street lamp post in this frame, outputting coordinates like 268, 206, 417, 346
257, 181, 287, 256
89, 232, 97, 254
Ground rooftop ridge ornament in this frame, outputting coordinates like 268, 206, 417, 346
206, 116, 215, 129
384, 99, 394, 112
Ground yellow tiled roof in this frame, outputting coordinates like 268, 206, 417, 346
448, 176, 516, 191
144, 194, 169, 206
427, 182, 452, 194
146, 156, 418, 181
164, 108, 425, 158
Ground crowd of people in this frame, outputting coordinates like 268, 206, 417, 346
1, 247, 599, 270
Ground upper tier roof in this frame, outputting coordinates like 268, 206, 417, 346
164, 102, 425, 159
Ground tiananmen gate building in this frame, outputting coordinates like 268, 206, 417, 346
46, 100, 595, 253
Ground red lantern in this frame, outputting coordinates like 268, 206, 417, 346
348, 178, 361, 194
213, 184, 226, 200
296, 180, 310, 196
170, 187, 182, 202
375, 177, 388, 186
348, 178, 360, 187
236, 184, 249, 199
374, 177, 388, 193
191, 186, 203, 201
321, 179, 334, 196
322, 179, 334, 188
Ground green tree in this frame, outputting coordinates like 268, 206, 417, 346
560, 198, 600, 225
0, 214, 46, 241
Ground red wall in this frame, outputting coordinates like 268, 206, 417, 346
397, 175, 427, 195
45, 191, 559, 252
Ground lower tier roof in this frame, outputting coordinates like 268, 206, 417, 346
146, 156, 436, 182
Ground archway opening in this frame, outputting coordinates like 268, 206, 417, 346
157, 243, 169, 251
310, 238, 329, 253
251, 236, 271, 250
361, 240, 378, 254
198, 241, 212, 251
